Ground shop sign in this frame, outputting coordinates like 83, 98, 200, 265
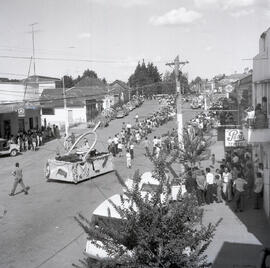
225, 129, 247, 147
17, 107, 25, 117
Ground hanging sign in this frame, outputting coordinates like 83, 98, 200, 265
17, 107, 25, 117
225, 129, 247, 147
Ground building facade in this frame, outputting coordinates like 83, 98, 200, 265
243, 27, 270, 219
40, 77, 106, 129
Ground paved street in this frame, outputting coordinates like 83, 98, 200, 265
1, 100, 269, 268
0, 100, 196, 268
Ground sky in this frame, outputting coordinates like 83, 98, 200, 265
0, 0, 269, 83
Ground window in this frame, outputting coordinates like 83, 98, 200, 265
42, 108, 55, 115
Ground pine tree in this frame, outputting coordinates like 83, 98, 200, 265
75, 145, 219, 268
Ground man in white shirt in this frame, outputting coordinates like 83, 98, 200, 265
233, 175, 247, 212
126, 123, 132, 134
205, 167, 214, 204
113, 135, 119, 154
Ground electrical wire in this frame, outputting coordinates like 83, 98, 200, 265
0, 55, 133, 64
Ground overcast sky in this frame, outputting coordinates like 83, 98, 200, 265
0, 0, 269, 82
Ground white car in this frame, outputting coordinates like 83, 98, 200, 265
124, 172, 186, 202
85, 194, 135, 260
0, 139, 20, 157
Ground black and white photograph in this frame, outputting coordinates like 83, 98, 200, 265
0, 0, 270, 267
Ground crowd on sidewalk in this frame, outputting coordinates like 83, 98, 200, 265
6, 124, 61, 152
182, 114, 264, 212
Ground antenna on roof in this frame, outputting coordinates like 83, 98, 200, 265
29, 23, 38, 77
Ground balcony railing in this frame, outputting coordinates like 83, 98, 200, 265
242, 115, 270, 143
243, 116, 269, 129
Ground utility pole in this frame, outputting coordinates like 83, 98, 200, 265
62, 76, 69, 137
29, 22, 38, 77
166, 56, 189, 144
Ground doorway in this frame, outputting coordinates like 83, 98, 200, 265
4, 120, 11, 138
18, 119, 25, 132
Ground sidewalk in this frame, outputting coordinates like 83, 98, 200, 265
201, 132, 270, 267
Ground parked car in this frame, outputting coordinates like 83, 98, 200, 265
116, 110, 125, 118
0, 139, 20, 157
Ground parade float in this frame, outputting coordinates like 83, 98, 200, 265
45, 122, 114, 183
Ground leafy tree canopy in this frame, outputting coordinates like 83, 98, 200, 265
75, 134, 219, 268
128, 60, 162, 88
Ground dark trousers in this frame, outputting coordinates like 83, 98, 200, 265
196, 189, 205, 205
206, 184, 214, 204
254, 192, 261, 209
234, 190, 245, 211
130, 149, 134, 159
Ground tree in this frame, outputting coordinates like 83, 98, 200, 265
82, 69, 98, 79
102, 78, 107, 85
175, 128, 213, 168
63, 75, 74, 88
128, 60, 162, 88
162, 70, 190, 95
75, 147, 219, 268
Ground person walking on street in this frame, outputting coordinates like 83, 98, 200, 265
253, 172, 264, 209
135, 114, 139, 123
9, 163, 29, 196
142, 137, 150, 155
233, 174, 247, 212
130, 143, 134, 160
126, 150, 132, 169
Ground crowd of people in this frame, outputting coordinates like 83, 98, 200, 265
8, 124, 61, 152
182, 109, 264, 212
107, 103, 176, 168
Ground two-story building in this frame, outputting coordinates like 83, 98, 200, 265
242, 27, 270, 219
0, 80, 41, 138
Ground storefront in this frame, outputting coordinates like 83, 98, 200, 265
0, 103, 41, 138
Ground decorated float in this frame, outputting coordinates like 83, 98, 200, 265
45, 122, 114, 183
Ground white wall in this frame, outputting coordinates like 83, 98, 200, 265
103, 95, 114, 109
41, 107, 86, 128
253, 29, 270, 82
0, 83, 38, 102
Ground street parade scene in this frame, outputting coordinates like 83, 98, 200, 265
1, 1, 270, 268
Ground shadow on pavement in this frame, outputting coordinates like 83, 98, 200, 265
212, 242, 265, 268
212, 197, 270, 268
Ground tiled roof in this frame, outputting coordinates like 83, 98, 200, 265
74, 76, 106, 88
109, 80, 131, 94
40, 85, 106, 108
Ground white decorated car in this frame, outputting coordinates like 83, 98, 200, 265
124, 171, 186, 202
85, 194, 135, 260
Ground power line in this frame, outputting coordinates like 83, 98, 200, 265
0, 55, 132, 63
